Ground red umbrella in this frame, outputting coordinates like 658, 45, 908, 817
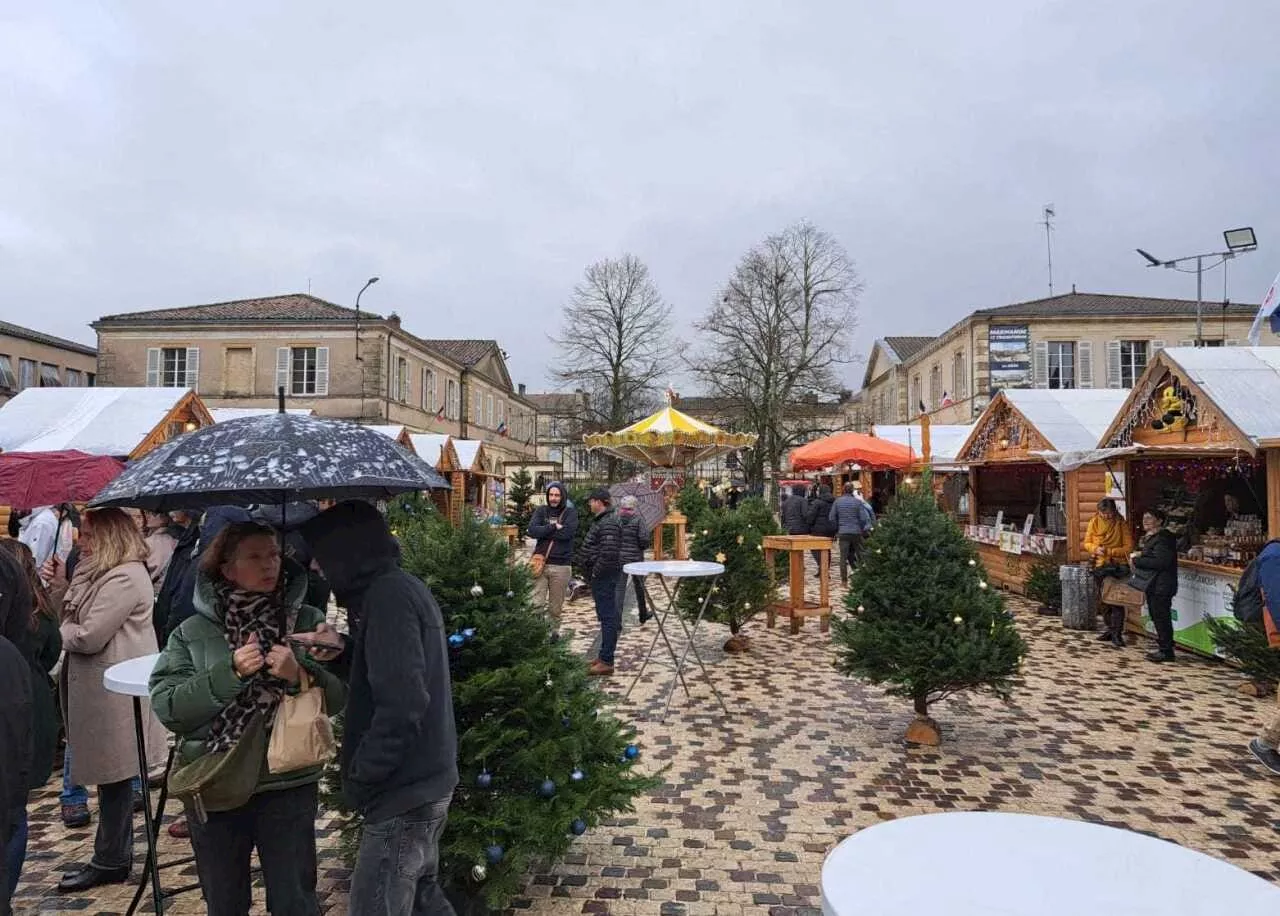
0, 450, 126, 509
789, 432, 915, 472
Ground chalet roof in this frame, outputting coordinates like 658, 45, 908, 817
407, 433, 454, 467
95, 294, 379, 325
0, 320, 97, 357
1002, 389, 1130, 453
1130, 346, 1280, 446
975, 291, 1257, 320
0, 387, 200, 456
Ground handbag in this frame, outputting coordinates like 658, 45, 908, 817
267, 667, 336, 775
168, 712, 267, 824
530, 540, 553, 579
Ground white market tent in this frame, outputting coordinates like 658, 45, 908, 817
209, 407, 313, 423
873, 424, 973, 468
452, 439, 485, 472
0, 387, 213, 458
364, 424, 408, 440
407, 433, 456, 469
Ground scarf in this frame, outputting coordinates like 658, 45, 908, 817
204, 579, 294, 754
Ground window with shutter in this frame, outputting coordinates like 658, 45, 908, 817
1077, 341, 1093, 388
315, 347, 330, 396
146, 348, 162, 387
487, 394, 494, 427
1150, 339, 1165, 357
1046, 342, 1075, 389
185, 347, 200, 392
156, 348, 189, 387
1104, 341, 1122, 388
276, 348, 290, 394
1117, 340, 1147, 388
287, 347, 321, 395
1032, 341, 1049, 388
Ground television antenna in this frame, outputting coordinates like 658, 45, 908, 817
1041, 204, 1055, 296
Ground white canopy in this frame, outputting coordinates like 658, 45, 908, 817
0, 387, 197, 456
873, 424, 973, 467
408, 433, 452, 468
1002, 389, 1130, 453
1158, 346, 1280, 445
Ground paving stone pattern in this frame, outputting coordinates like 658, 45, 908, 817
14, 566, 1280, 914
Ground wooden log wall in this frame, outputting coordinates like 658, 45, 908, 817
1065, 464, 1108, 563
1269, 449, 1280, 540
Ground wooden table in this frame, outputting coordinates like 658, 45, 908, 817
651, 511, 689, 561
763, 534, 832, 634
499, 524, 519, 551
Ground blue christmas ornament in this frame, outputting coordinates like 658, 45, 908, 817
447, 633, 465, 649
570, 768, 584, 782
561, 715, 571, 728
476, 770, 492, 789
462, 627, 476, 640
539, 778, 557, 798
549, 631, 561, 644
624, 744, 640, 760
485, 844, 504, 865
570, 819, 587, 836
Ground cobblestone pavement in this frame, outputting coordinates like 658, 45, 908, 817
14, 570, 1280, 914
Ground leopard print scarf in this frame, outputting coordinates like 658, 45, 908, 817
204, 579, 295, 754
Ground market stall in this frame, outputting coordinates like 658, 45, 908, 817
955, 389, 1129, 594
1097, 347, 1280, 654
450, 439, 500, 526
872, 421, 973, 519
406, 433, 461, 518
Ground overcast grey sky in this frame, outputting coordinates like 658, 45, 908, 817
4, 1, 1279, 393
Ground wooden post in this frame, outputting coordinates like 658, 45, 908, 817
921, 414, 932, 467
1268, 447, 1280, 540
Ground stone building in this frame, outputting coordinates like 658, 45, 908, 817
525, 390, 606, 481
0, 320, 98, 406
91, 293, 539, 469
860, 292, 1279, 426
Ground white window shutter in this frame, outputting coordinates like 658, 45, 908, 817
1032, 341, 1049, 388
315, 347, 330, 396
420, 367, 429, 409
185, 347, 200, 391
276, 348, 290, 394
1077, 341, 1093, 388
1150, 339, 1165, 355
1105, 340, 1122, 388
145, 348, 161, 387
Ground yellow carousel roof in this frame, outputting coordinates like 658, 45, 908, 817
583, 402, 756, 467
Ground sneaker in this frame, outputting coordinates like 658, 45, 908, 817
61, 803, 91, 829
1249, 738, 1280, 775
1145, 649, 1175, 663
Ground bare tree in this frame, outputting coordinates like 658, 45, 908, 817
687, 221, 860, 494
550, 254, 675, 481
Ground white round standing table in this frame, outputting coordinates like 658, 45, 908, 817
622, 560, 727, 721
104, 652, 174, 915
820, 812, 1280, 916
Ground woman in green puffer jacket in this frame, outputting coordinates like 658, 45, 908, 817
149, 521, 345, 916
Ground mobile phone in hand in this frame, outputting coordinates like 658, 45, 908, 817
287, 634, 344, 652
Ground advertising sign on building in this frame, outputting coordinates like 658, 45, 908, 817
988, 325, 1032, 393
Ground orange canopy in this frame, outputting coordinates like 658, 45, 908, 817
789, 432, 915, 472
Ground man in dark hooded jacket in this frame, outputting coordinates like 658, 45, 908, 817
299, 500, 458, 916
781, 485, 810, 535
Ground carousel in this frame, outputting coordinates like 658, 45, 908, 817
583, 391, 757, 558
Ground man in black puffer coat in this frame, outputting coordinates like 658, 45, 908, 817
578, 489, 623, 677
804, 484, 838, 581
300, 500, 458, 915
781, 485, 809, 535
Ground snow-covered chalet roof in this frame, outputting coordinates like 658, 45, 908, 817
872, 424, 973, 466
1001, 389, 1130, 453
0, 387, 196, 456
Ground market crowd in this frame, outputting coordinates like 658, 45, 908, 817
1, 500, 461, 916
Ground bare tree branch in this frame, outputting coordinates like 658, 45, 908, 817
686, 221, 860, 493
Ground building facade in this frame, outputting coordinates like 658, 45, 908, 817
92, 294, 539, 468
525, 390, 606, 481
0, 320, 98, 406
861, 292, 1279, 426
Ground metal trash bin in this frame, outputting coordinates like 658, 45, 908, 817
1059, 563, 1098, 630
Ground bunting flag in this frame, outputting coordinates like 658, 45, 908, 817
1248, 270, 1280, 346
435, 403, 446, 422
497, 420, 508, 437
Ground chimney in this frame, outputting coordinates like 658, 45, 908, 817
387, 312, 401, 329
518, 383, 526, 396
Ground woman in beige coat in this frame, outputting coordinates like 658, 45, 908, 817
44, 507, 167, 894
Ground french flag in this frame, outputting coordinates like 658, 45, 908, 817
1248, 270, 1280, 345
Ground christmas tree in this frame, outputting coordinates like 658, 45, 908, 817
675, 480, 712, 529
677, 497, 781, 652
1207, 612, 1280, 695
382, 502, 658, 910
505, 466, 537, 538
832, 478, 1026, 745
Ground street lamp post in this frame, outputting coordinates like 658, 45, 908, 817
354, 276, 379, 420
1136, 228, 1257, 345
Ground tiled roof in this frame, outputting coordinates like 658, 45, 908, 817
678, 395, 846, 417
882, 336, 937, 362
422, 339, 497, 367
0, 320, 97, 357
95, 294, 379, 324
975, 291, 1258, 319
526, 392, 587, 413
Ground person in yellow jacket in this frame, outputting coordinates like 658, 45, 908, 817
1083, 498, 1134, 648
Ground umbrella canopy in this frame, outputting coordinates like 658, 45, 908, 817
0, 450, 126, 510
608, 480, 668, 530
90, 413, 450, 512
583, 404, 756, 468
789, 432, 915, 472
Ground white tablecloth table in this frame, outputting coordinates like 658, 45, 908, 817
820, 811, 1280, 915
622, 560, 728, 721
104, 652, 173, 915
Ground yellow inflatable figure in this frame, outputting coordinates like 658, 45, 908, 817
1151, 385, 1188, 432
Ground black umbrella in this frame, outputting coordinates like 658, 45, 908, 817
90, 412, 450, 512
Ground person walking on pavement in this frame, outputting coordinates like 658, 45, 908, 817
804, 484, 838, 580
526, 482, 578, 629
616, 496, 651, 625
781, 485, 809, 535
1246, 540, 1280, 775
578, 490, 623, 677
829, 483, 875, 584
298, 501, 459, 916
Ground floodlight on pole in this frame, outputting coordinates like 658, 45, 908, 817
1134, 229, 1258, 345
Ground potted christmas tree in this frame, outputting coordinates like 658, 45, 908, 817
832, 478, 1026, 745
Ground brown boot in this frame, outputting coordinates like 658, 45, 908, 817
587, 659, 615, 677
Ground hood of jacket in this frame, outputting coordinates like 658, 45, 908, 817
299, 500, 399, 604
196, 506, 253, 553
192, 556, 310, 625
544, 480, 574, 511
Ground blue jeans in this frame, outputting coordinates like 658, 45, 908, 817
591, 572, 622, 665
349, 795, 455, 916
4, 806, 25, 898
60, 745, 140, 808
